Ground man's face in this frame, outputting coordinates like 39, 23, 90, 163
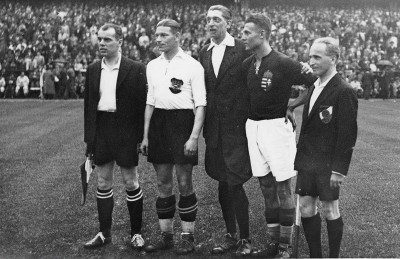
206, 10, 229, 43
155, 26, 178, 53
309, 42, 335, 78
97, 28, 121, 59
241, 22, 262, 51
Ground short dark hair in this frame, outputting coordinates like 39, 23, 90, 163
245, 13, 272, 40
208, 5, 232, 21
99, 23, 123, 40
157, 19, 181, 34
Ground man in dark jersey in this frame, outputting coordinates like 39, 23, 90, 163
241, 13, 315, 258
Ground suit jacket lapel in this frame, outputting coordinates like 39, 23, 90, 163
217, 45, 236, 81
303, 85, 315, 122
93, 61, 101, 100
116, 56, 129, 89
307, 74, 339, 121
205, 48, 217, 82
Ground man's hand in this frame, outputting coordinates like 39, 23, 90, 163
330, 173, 345, 189
285, 107, 296, 132
300, 62, 313, 74
140, 138, 149, 156
184, 137, 198, 157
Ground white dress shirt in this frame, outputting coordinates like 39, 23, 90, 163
207, 32, 235, 77
309, 71, 337, 114
146, 48, 206, 109
97, 53, 121, 112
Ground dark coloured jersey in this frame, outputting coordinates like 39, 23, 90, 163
243, 49, 316, 121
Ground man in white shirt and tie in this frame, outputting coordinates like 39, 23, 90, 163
294, 37, 358, 258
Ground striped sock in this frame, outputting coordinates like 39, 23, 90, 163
178, 193, 198, 222
97, 188, 114, 236
126, 187, 143, 235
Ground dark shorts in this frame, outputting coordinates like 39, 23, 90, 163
148, 108, 197, 165
295, 170, 339, 201
94, 111, 139, 168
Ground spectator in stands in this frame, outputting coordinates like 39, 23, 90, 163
43, 65, 55, 99
64, 64, 77, 99
15, 71, 29, 97
0, 74, 5, 98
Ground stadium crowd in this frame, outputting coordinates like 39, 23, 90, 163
1, 0, 400, 99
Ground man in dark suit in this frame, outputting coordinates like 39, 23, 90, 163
83, 23, 147, 249
198, 5, 252, 256
294, 37, 358, 258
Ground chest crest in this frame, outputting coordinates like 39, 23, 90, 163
261, 70, 273, 92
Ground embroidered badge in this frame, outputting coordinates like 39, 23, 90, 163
319, 106, 333, 123
170, 78, 183, 94
261, 70, 273, 92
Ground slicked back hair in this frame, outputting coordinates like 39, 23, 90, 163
99, 23, 123, 41
313, 37, 341, 61
208, 5, 232, 21
157, 19, 181, 35
245, 13, 272, 40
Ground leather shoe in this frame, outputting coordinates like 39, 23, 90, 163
83, 232, 111, 249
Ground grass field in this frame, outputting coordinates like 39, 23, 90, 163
0, 99, 399, 258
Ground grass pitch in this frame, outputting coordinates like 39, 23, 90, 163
0, 99, 399, 258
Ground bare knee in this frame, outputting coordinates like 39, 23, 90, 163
321, 201, 340, 220
97, 175, 113, 190
157, 178, 173, 196
299, 196, 318, 218
177, 180, 193, 196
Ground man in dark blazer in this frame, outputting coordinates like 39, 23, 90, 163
199, 5, 252, 256
294, 37, 358, 258
83, 23, 147, 249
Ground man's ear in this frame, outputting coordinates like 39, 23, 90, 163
226, 19, 232, 30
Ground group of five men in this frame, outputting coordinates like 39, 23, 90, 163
83, 5, 358, 258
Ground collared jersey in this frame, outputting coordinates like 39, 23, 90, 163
243, 49, 316, 120
97, 53, 122, 112
207, 33, 235, 77
146, 48, 207, 109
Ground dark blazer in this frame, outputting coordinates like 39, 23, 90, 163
84, 56, 147, 148
294, 74, 358, 176
199, 39, 252, 184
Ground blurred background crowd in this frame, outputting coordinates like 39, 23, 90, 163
1, 0, 400, 100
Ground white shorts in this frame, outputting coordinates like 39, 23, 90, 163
245, 118, 297, 182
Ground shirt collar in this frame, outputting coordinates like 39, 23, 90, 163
207, 33, 235, 51
160, 47, 185, 61
314, 71, 337, 89
101, 52, 122, 70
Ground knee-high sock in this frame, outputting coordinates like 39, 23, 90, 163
229, 184, 249, 239
301, 213, 322, 258
218, 181, 237, 235
327, 217, 344, 258
126, 187, 143, 236
279, 208, 295, 246
97, 188, 114, 237
178, 193, 198, 234
265, 208, 280, 243
156, 195, 176, 233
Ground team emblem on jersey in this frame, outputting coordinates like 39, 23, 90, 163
319, 106, 333, 123
261, 70, 273, 92
170, 78, 183, 94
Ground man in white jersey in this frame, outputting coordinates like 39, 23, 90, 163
140, 19, 206, 256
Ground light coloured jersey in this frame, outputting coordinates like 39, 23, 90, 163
146, 48, 206, 109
